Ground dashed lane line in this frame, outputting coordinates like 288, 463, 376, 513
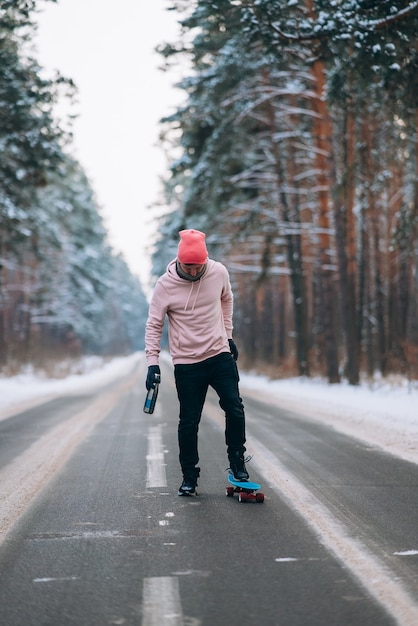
142, 577, 184, 626
146, 424, 167, 489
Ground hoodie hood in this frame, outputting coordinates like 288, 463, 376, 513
175, 259, 207, 282
166, 258, 209, 312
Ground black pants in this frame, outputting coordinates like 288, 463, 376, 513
174, 352, 246, 477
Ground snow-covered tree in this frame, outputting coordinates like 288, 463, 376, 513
0, 1, 149, 372
155, 0, 418, 381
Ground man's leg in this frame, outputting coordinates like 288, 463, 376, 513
209, 353, 249, 480
174, 362, 208, 489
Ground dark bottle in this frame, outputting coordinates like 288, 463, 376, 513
143, 373, 160, 414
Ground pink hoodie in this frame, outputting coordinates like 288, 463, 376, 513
145, 258, 233, 365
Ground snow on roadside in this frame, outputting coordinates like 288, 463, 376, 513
0, 353, 142, 421
239, 372, 418, 465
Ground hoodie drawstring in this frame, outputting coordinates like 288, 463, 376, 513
184, 279, 202, 312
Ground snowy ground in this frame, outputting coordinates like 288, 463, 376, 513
239, 371, 418, 466
0, 353, 417, 465
0, 354, 142, 421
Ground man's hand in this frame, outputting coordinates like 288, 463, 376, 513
146, 365, 161, 390
228, 338, 239, 361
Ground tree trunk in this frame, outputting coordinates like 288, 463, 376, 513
0, 242, 9, 369
332, 100, 360, 384
309, 57, 340, 383
362, 115, 387, 374
261, 69, 310, 376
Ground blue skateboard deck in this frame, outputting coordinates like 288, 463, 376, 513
227, 474, 261, 490
226, 474, 264, 503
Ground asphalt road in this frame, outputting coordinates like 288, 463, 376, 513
0, 355, 417, 626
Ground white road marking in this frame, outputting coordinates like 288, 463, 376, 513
0, 374, 137, 546
204, 401, 418, 626
250, 437, 418, 626
142, 577, 184, 626
146, 425, 167, 488
33, 577, 79, 583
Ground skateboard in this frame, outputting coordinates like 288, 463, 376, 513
226, 474, 265, 503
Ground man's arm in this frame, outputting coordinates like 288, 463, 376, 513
221, 266, 239, 360
145, 283, 168, 366
221, 267, 234, 339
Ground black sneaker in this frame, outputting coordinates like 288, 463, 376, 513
228, 451, 250, 482
178, 476, 197, 496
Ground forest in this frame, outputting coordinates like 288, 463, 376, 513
1, 1, 417, 384
0, 0, 149, 375
153, 0, 418, 384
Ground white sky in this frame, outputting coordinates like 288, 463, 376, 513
35, 0, 184, 291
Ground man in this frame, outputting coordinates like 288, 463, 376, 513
145, 228, 250, 496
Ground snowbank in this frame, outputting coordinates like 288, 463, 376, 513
239, 372, 418, 465
0, 354, 141, 421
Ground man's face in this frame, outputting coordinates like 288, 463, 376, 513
179, 262, 206, 277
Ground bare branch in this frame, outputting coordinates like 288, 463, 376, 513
368, 1, 418, 30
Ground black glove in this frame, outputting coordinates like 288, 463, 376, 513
146, 365, 161, 390
228, 338, 239, 361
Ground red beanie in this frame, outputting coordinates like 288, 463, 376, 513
177, 229, 208, 264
